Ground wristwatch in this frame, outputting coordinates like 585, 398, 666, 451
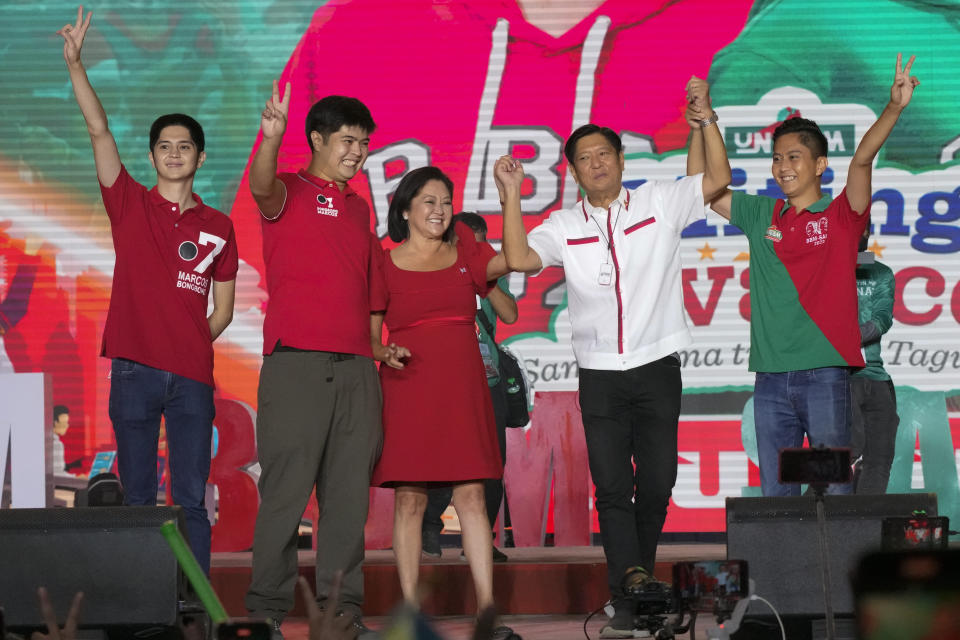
700, 111, 719, 127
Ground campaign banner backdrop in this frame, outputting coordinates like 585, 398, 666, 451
1, 0, 958, 547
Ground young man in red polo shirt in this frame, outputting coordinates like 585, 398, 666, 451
59, 8, 238, 573
687, 54, 919, 496
243, 81, 386, 639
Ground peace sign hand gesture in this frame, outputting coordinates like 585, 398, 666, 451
890, 53, 919, 109
261, 79, 292, 141
299, 575, 358, 640
57, 6, 92, 68
30, 588, 83, 640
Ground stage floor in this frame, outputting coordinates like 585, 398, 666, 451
273, 612, 730, 640
211, 543, 726, 568
210, 544, 727, 619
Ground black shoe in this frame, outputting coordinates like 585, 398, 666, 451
351, 614, 379, 638
459, 546, 509, 562
599, 600, 635, 639
422, 527, 442, 558
491, 625, 522, 640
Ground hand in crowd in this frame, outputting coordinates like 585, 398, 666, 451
493, 155, 524, 197
298, 574, 357, 640
261, 80, 292, 141
179, 615, 207, 640
57, 6, 92, 67
30, 588, 82, 640
889, 53, 919, 109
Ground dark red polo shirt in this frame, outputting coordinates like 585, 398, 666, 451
260, 170, 386, 356
100, 165, 239, 386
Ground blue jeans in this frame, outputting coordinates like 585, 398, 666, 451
753, 367, 852, 497
109, 358, 214, 573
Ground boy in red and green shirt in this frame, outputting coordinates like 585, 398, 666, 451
688, 54, 919, 496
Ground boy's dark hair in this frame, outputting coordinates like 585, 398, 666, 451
452, 211, 487, 238
305, 95, 377, 150
54, 405, 69, 422
149, 114, 205, 152
387, 166, 455, 243
773, 117, 828, 159
564, 124, 622, 164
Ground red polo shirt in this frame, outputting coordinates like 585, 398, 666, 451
260, 170, 386, 356
100, 165, 239, 387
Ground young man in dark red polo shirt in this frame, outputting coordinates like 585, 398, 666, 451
243, 81, 386, 639
59, 7, 238, 573
688, 54, 919, 496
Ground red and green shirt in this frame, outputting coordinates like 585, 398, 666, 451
730, 189, 868, 373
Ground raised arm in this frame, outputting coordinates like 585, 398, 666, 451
251, 80, 291, 218
58, 6, 121, 188
685, 81, 732, 220
485, 252, 510, 281
846, 53, 919, 214
494, 156, 543, 273
685, 76, 732, 216
207, 279, 235, 340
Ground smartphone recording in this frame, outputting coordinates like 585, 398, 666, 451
673, 560, 748, 614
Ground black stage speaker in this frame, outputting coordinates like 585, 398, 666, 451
726, 493, 937, 617
0, 506, 187, 629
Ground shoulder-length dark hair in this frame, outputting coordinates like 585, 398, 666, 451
387, 166, 456, 243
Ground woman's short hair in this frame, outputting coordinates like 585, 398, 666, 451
387, 166, 456, 243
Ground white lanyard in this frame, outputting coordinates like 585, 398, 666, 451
582, 192, 630, 285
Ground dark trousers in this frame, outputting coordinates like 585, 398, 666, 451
245, 352, 382, 620
423, 376, 508, 535
108, 358, 214, 575
578, 356, 681, 599
851, 377, 898, 494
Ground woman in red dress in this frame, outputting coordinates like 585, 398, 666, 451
370, 166, 511, 616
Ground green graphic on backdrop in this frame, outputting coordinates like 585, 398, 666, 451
724, 125, 855, 158
0, 1, 317, 212
888, 388, 960, 535
709, 0, 960, 171
739, 397, 762, 498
